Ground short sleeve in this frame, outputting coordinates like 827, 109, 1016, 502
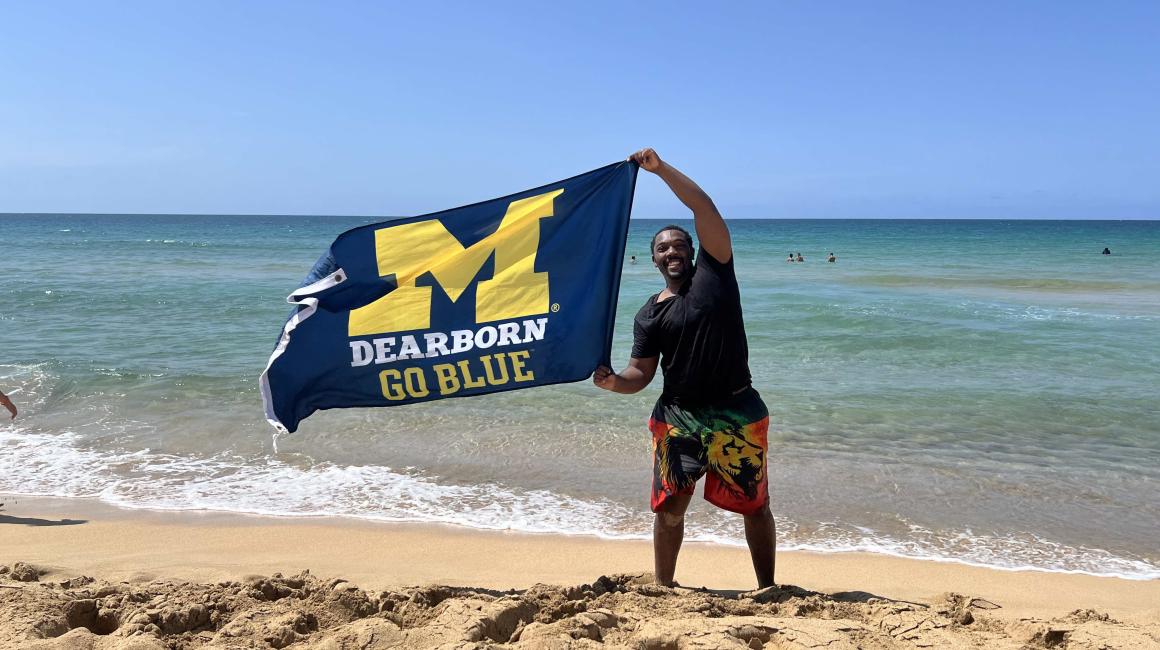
631, 305, 660, 359
689, 245, 739, 303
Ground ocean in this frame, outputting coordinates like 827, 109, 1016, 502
2, 215, 1158, 580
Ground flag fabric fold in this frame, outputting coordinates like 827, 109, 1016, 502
260, 161, 637, 433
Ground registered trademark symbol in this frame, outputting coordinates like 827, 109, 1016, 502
551, 303, 560, 312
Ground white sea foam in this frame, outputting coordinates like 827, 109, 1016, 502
1, 428, 1157, 581
974, 302, 1158, 322
143, 238, 210, 247
0, 428, 645, 539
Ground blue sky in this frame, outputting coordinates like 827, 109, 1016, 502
1, 1, 1157, 219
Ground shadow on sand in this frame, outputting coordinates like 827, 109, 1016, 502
693, 583, 928, 609
0, 514, 88, 527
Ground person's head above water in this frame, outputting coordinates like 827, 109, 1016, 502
651, 224, 695, 284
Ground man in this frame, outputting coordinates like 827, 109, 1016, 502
0, 389, 15, 420
594, 148, 775, 589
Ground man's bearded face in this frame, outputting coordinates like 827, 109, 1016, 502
653, 230, 693, 282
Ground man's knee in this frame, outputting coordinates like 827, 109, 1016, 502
742, 502, 772, 520
657, 510, 685, 528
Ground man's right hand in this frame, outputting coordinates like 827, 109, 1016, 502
593, 365, 618, 391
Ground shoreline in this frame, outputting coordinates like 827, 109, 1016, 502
3, 489, 1155, 583
2, 495, 1157, 626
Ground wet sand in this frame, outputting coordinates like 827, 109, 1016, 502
2, 496, 1157, 648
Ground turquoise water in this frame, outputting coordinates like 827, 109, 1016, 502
2, 215, 1158, 579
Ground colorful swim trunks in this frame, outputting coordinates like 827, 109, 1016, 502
649, 387, 770, 515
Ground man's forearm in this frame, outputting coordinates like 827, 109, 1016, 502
0, 395, 15, 419
608, 368, 650, 394
654, 162, 719, 217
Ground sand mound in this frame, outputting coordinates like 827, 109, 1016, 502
1, 563, 1155, 649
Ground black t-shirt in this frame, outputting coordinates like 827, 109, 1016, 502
631, 246, 751, 405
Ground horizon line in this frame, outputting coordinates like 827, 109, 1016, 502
1, 212, 1157, 222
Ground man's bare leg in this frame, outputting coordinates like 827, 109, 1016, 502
653, 493, 693, 586
743, 503, 776, 588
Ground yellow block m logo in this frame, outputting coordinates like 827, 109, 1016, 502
348, 189, 562, 336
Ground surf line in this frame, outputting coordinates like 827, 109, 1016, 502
348, 317, 548, 401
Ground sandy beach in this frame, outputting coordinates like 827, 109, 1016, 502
6, 1, 1160, 647
1, 496, 1157, 648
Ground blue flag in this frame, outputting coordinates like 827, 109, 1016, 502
260, 162, 638, 433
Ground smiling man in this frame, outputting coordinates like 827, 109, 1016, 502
594, 148, 775, 589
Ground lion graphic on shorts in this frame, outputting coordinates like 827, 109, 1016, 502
654, 427, 702, 493
706, 425, 764, 499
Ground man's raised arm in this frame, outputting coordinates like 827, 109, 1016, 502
629, 148, 732, 264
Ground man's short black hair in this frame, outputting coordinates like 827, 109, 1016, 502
651, 224, 694, 252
